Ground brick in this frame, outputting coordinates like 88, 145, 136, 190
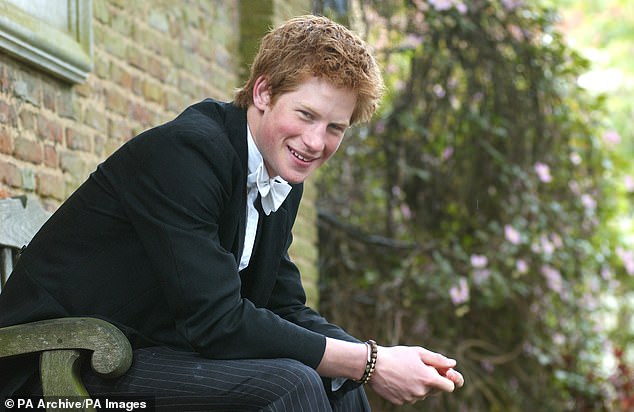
147, 56, 168, 82
108, 119, 133, 143
42, 83, 57, 111
128, 102, 151, 126
93, 0, 110, 24
127, 45, 148, 71
36, 171, 66, 200
0, 100, 17, 127
101, 29, 127, 59
13, 79, 40, 106
84, 107, 108, 133
43, 144, 58, 168
20, 167, 35, 190
105, 88, 129, 116
59, 151, 89, 177
14, 137, 43, 164
0, 160, 22, 188
57, 91, 78, 120
142, 80, 164, 104
110, 64, 133, 90
0, 64, 10, 94
0, 127, 13, 154
18, 109, 37, 131
148, 9, 170, 33
94, 57, 110, 80
65, 127, 93, 152
110, 10, 133, 37
37, 115, 64, 143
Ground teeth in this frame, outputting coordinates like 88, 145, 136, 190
290, 148, 309, 161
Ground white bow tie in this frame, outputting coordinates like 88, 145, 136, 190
247, 163, 292, 215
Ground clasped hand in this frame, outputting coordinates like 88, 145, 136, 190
368, 345, 464, 405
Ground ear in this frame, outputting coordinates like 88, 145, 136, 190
252, 76, 271, 111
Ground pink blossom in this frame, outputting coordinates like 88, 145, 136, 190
449, 278, 469, 305
534, 162, 552, 183
569, 180, 581, 195
516, 259, 528, 274
616, 247, 634, 275
402, 34, 423, 49
429, 0, 452, 11
473, 269, 490, 284
442, 146, 454, 161
540, 235, 555, 255
570, 152, 582, 165
502, 0, 523, 11
541, 265, 563, 294
581, 194, 596, 211
553, 333, 566, 346
400, 204, 412, 219
602, 130, 621, 146
504, 225, 521, 245
624, 175, 634, 193
374, 120, 386, 134
470, 254, 488, 268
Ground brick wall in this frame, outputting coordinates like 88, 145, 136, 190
0, 0, 318, 305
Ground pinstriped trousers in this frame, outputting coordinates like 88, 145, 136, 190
82, 346, 371, 411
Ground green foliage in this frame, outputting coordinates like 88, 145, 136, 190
317, 0, 633, 410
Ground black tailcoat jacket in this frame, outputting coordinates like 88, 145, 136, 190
0, 99, 356, 395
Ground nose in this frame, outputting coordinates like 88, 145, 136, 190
302, 124, 327, 153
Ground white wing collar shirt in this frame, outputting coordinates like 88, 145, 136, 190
239, 127, 292, 271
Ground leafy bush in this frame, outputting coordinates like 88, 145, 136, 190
317, 1, 633, 410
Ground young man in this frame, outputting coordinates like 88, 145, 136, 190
0, 15, 463, 410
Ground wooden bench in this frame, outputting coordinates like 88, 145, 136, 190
0, 196, 133, 411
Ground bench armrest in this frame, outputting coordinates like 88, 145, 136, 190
0, 317, 132, 378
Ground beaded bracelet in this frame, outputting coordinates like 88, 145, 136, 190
356, 339, 378, 384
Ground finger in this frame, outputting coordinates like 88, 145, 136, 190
437, 367, 464, 388
429, 373, 456, 393
418, 348, 457, 369
447, 369, 465, 388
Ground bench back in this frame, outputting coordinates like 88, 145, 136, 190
0, 196, 51, 291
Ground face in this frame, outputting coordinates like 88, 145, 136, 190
249, 76, 357, 184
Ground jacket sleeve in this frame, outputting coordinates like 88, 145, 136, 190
265, 189, 360, 344
101, 111, 327, 368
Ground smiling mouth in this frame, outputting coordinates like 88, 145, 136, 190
289, 147, 314, 163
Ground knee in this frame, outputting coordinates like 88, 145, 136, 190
276, 359, 323, 389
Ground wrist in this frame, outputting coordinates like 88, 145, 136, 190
354, 339, 378, 384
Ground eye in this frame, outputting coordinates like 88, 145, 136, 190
298, 110, 313, 120
328, 124, 347, 134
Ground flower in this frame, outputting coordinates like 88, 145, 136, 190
429, 0, 452, 11
473, 269, 490, 284
540, 235, 555, 255
616, 247, 634, 276
534, 162, 552, 183
449, 278, 469, 305
516, 259, 528, 274
602, 130, 621, 146
624, 175, 634, 193
470, 254, 488, 268
541, 265, 563, 294
502, 0, 523, 11
570, 152, 582, 165
442, 146, 454, 161
581, 194, 596, 211
504, 225, 521, 245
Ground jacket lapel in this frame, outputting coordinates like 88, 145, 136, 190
223, 103, 249, 264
